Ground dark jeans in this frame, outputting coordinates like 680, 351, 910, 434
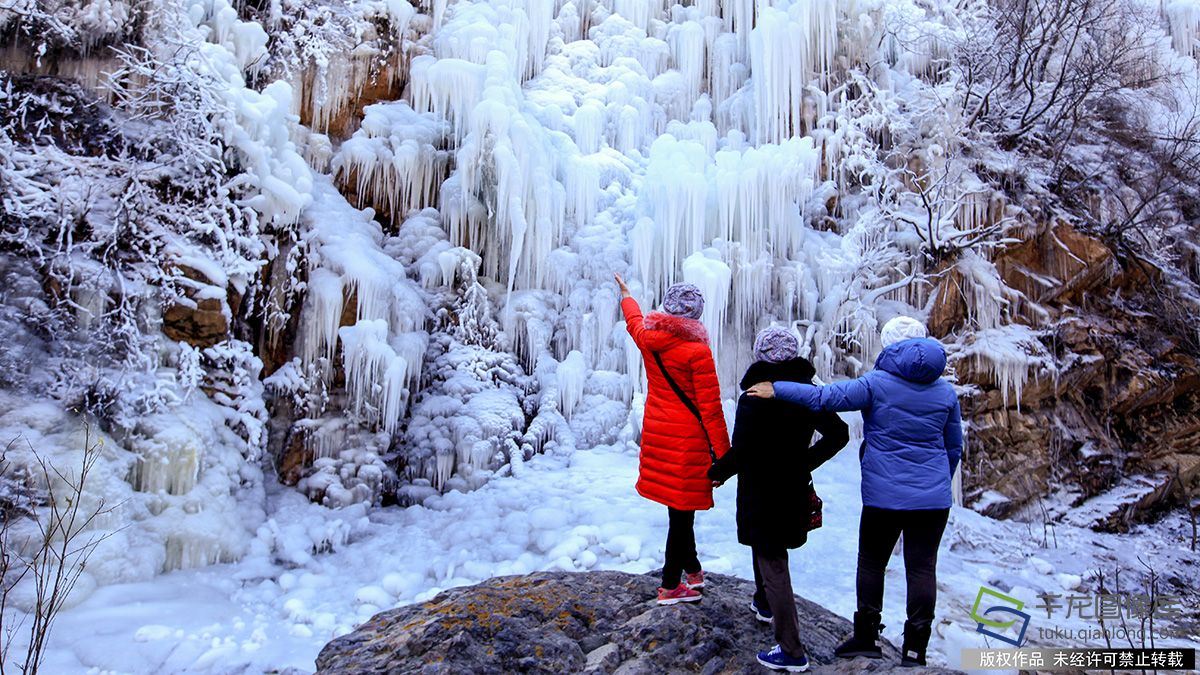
662, 507, 701, 589
753, 547, 805, 659
856, 506, 950, 633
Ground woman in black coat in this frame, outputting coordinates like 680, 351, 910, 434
709, 326, 849, 672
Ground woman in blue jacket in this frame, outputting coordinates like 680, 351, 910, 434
746, 317, 962, 668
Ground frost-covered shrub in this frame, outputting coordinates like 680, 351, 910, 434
0, 0, 149, 54
401, 336, 529, 494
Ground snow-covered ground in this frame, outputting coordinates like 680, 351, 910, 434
39, 419, 1199, 674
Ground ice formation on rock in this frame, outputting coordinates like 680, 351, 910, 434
18, 0, 1176, 610
335, 101, 451, 224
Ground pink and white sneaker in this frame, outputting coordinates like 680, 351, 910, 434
657, 583, 703, 605
685, 570, 705, 589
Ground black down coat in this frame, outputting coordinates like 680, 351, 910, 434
708, 357, 850, 550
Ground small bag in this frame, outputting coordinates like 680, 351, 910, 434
809, 480, 823, 531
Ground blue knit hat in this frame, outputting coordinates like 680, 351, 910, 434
753, 326, 799, 363
662, 283, 704, 319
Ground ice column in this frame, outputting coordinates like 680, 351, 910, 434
682, 250, 732, 354
668, 20, 707, 105
556, 350, 587, 420
637, 135, 711, 302
339, 320, 411, 434
750, 1, 839, 144
301, 269, 346, 368
1166, 0, 1200, 57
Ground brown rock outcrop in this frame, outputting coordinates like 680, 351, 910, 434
161, 264, 233, 348
932, 221, 1200, 530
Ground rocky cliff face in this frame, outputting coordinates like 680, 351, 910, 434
931, 220, 1200, 530
316, 571, 961, 674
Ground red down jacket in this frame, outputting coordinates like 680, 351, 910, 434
622, 297, 731, 511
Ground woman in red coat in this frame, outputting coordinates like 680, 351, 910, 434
616, 273, 731, 605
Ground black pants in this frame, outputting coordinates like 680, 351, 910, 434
662, 507, 701, 589
753, 547, 805, 658
856, 506, 949, 633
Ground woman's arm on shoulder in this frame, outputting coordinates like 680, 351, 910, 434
774, 374, 875, 412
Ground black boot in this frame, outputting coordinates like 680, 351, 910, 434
834, 611, 883, 659
900, 620, 931, 667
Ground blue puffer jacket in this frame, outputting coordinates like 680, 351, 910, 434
774, 338, 962, 510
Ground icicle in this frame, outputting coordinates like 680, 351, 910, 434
572, 100, 607, 154
301, 269, 345, 368
308, 420, 349, 461
1165, 0, 1200, 57
709, 34, 743, 115
451, 51, 566, 294
667, 20, 707, 105
333, 101, 450, 225
410, 55, 488, 140
524, 0, 556, 79
682, 249, 731, 354
339, 319, 412, 433
731, 252, 773, 338
723, 0, 756, 56
432, 0, 449, 28
750, 0, 839, 144
556, 351, 587, 420
381, 357, 410, 436
613, 0, 657, 33
287, 0, 415, 137
565, 154, 602, 226
958, 325, 1053, 410
557, 0, 584, 42
958, 250, 1011, 331
955, 184, 993, 235
637, 135, 711, 301
164, 535, 229, 572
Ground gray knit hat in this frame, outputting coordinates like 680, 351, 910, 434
662, 283, 704, 319
753, 325, 799, 363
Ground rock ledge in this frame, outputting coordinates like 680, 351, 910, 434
316, 570, 961, 674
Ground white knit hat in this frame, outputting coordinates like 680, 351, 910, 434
880, 316, 928, 347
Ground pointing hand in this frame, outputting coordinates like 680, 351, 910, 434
613, 273, 631, 298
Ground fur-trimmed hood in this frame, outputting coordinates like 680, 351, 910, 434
644, 311, 709, 344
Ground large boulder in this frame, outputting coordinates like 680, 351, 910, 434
316, 571, 962, 674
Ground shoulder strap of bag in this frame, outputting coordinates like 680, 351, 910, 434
651, 352, 715, 460
652, 352, 703, 424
